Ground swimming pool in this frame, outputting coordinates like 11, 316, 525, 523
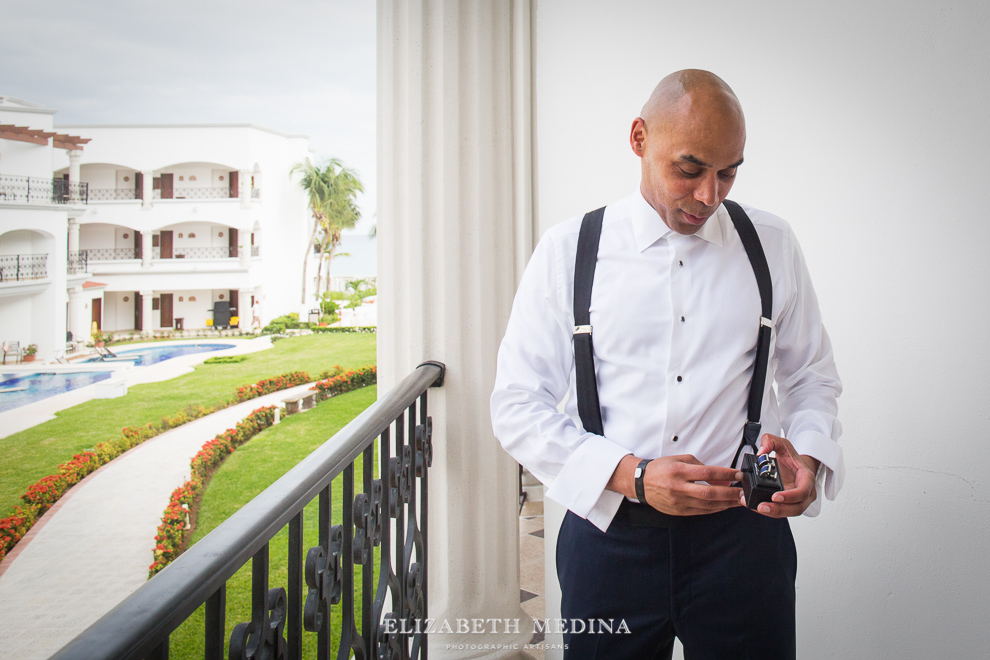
0, 371, 114, 413
86, 343, 235, 366
0, 343, 235, 413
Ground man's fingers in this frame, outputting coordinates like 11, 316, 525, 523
676, 462, 743, 484
771, 466, 816, 504
677, 481, 744, 505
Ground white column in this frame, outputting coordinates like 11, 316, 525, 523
239, 169, 251, 208
239, 229, 251, 268
67, 218, 80, 255
142, 232, 153, 268
142, 170, 154, 209
141, 290, 155, 334
68, 286, 88, 342
68, 150, 82, 203
238, 288, 254, 328
379, 1, 536, 657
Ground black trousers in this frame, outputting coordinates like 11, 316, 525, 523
556, 503, 797, 660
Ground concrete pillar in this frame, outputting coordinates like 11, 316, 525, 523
141, 289, 154, 334
378, 1, 536, 657
238, 288, 254, 328
239, 169, 250, 208
67, 218, 80, 255
142, 170, 153, 209
142, 232, 153, 268
239, 230, 251, 268
68, 150, 82, 203
68, 286, 88, 342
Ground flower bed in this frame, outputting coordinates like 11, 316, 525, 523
149, 406, 276, 576
0, 370, 311, 565
148, 365, 375, 576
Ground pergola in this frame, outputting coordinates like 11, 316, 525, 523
0, 124, 91, 150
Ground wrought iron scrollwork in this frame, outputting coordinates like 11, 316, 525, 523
353, 480, 383, 564
414, 418, 433, 477
403, 563, 425, 629
229, 587, 288, 660
303, 524, 343, 631
377, 613, 403, 660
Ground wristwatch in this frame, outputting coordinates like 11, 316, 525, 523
634, 458, 652, 504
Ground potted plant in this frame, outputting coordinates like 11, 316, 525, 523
23, 344, 38, 362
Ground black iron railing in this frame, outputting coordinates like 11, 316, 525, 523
170, 246, 239, 259
172, 187, 236, 200
67, 251, 88, 274
89, 188, 138, 201
85, 247, 138, 261
0, 175, 88, 205
0, 253, 48, 282
51, 361, 443, 660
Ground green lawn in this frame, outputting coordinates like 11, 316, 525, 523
0, 333, 376, 515
168, 385, 379, 659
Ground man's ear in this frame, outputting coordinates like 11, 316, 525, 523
629, 117, 647, 157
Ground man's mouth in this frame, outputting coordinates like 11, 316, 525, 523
681, 211, 708, 225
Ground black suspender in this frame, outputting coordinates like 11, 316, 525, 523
572, 206, 607, 437
571, 200, 772, 469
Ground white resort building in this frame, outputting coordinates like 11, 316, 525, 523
2, 97, 314, 361
0, 97, 91, 363
54, 122, 311, 341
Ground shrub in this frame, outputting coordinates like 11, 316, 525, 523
312, 365, 377, 400
204, 355, 249, 364
235, 371, 311, 402
149, 406, 276, 577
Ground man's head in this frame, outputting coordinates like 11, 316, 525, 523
630, 70, 746, 235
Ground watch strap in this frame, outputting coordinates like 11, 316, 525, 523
634, 458, 652, 504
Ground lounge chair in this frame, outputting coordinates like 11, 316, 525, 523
2, 341, 21, 364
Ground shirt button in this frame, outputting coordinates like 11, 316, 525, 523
672, 435, 679, 442
676, 375, 683, 382
680, 316, 685, 322
679, 260, 684, 267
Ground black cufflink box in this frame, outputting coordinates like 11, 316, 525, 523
741, 453, 783, 509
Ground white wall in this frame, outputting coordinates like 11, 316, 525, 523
536, 1, 990, 658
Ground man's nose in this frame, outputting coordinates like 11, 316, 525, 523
694, 176, 719, 207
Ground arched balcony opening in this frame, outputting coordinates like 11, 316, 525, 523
0, 228, 53, 282
78, 222, 142, 262
152, 161, 245, 201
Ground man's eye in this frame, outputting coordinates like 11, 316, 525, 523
678, 168, 701, 178
718, 170, 737, 180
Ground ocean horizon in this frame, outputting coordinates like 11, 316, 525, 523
328, 234, 377, 278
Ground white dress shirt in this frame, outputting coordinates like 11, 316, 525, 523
491, 188, 843, 531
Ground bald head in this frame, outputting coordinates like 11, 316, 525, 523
640, 69, 744, 133
630, 70, 747, 235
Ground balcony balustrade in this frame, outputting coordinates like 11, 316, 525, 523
252, 245, 260, 257
169, 246, 239, 259
88, 188, 138, 201
51, 361, 444, 660
84, 247, 138, 261
147, 186, 262, 201
0, 253, 48, 282
0, 175, 88, 205
67, 251, 88, 275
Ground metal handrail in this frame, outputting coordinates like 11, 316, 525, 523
51, 361, 444, 660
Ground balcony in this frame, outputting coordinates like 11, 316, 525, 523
0, 175, 88, 205
50, 362, 443, 660
67, 251, 88, 275
150, 187, 261, 200
0, 253, 48, 282
88, 188, 137, 201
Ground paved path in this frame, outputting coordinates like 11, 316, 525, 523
0, 383, 317, 660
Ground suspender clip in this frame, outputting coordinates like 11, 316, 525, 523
573, 325, 592, 336
760, 317, 773, 328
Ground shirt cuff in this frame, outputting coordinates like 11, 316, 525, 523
788, 429, 845, 515
544, 433, 631, 522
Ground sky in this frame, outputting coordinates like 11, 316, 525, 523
0, 0, 378, 234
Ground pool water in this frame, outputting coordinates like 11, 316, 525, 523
0, 371, 114, 413
86, 343, 235, 366
0, 343, 235, 413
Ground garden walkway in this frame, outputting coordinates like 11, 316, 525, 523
0, 382, 318, 660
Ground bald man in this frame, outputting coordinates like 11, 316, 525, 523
492, 70, 843, 659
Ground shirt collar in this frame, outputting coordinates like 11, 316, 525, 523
631, 186, 726, 251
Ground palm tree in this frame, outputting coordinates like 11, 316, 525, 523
291, 158, 363, 304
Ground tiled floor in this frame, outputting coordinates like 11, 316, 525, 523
519, 472, 546, 660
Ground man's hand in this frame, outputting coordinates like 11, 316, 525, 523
747, 433, 819, 518
609, 454, 744, 516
